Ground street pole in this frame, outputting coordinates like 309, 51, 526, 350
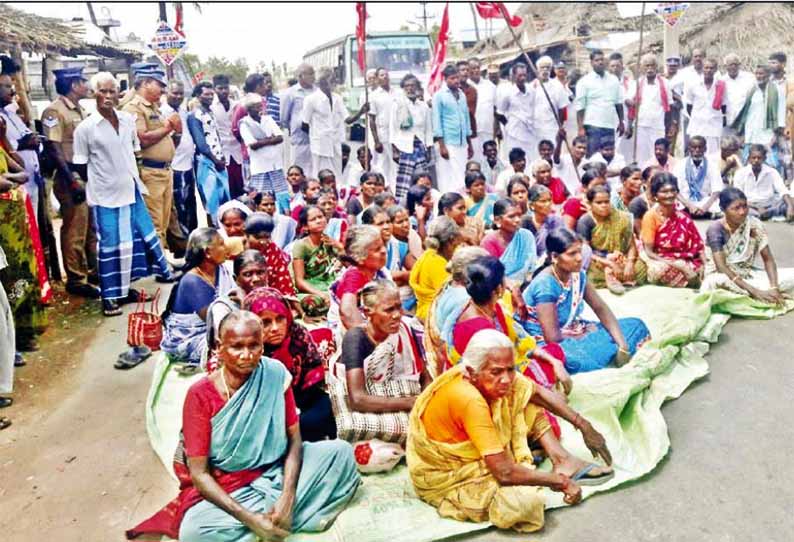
631, 2, 647, 165
499, 12, 580, 183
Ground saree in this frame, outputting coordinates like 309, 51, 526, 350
271, 213, 297, 249
161, 312, 208, 365
466, 193, 498, 227
196, 155, 231, 227
586, 209, 647, 287
0, 247, 14, 394
0, 186, 49, 340
127, 358, 360, 541
642, 208, 704, 288
293, 238, 342, 316
500, 229, 537, 285
325, 216, 348, 244
261, 241, 297, 297
406, 366, 548, 532
423, 282, 470, 378
522, 271, 651, 374
409, 248, 450, 322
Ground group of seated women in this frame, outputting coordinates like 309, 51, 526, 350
132, 155, 793, 540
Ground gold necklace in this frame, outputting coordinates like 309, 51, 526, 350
551, 265, 570, 286
220, 366, 232, 401
193, 267, 215, 287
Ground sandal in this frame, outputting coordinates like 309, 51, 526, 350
174, 362, 202, 376
14, 353, 25, 367
103, 299, 123, 317
571, 464, 615, 487
0, 417, 10, 430
114, 346, 152, 370
0, 397, 12, 408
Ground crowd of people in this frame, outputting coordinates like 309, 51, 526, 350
1, 44, 794, 540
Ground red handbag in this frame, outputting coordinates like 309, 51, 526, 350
127, 289, 163, 350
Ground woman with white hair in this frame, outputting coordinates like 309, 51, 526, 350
529, 55, 569, 159
238, 92, 290, 209
72, 72, 173, 316
408, 328, 614, 533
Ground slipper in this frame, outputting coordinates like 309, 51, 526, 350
0, 397, 12, 408
0, 417, 11, 430
114, 348, 151, 370
174, 363, 202, 376
571, 464, 615, 486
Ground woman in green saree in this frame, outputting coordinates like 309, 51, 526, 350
292, 205, 343, 317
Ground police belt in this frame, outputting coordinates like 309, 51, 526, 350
140, 158, 171, 170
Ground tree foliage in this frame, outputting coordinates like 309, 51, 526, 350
180, 53, 250, 86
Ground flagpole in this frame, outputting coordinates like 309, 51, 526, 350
359, 2, 370, 171
631, 2, 647, 164
499, 12, 580, 183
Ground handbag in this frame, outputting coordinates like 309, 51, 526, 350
127, 289, 162, 350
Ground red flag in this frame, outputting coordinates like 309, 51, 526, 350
356, 2, 367, 73
427, 2, 450, 96
174, 3, 185, 37
475, 2, 522, 27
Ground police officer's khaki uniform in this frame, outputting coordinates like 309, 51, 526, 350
41, 96, 98, 287
122, 95, 176, 249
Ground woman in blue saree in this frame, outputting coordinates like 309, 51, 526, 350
480, 198, 537, 287
521, 228, 651, 374
127, 311, 360, 541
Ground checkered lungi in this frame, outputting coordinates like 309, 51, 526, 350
246, 169, 291, 214
395, 137, 429, 202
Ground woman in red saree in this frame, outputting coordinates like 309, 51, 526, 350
641, 172, 705, 288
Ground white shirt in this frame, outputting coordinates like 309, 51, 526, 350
744, 84, 786, 145
733, 164, 790, 206
389, 95, 432, 154
301, 90, 346, 157
673, 157, 724, 205
531, 78, 568, 137
583, 151, 626, 174
72, 110, 147, 208
160, 102, 194, 172
498, 83, 536, 142
628, 77, 666, 129
495, 166, 523, 194
1, 105, 39, 178
471, 77, 497, 138
369, 87, 397, 144
684, 79, 725, 138
553, 154, 587, 195
239, 114, 284, 175
720, 70, 755, 125
210, 99, 243, 164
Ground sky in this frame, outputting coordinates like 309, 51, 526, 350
10, 2, 521, 68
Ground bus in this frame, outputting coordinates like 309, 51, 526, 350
303, 31, 433, 114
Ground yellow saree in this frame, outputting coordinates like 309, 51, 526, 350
406, 366, 550, 532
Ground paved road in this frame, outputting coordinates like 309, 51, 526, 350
1, 224, 793, 541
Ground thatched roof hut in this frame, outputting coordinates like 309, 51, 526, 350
0, 3, 137, 59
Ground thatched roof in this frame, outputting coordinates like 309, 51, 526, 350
620, 2, 794, 68
0, 3, 138, 59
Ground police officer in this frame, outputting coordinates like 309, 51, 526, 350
41, 67, 99, 298
122, 67, 182, 252
118, 61, 158, 109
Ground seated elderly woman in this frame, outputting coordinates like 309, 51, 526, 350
424, 246, 488, 377
453, 256, 571, 395
577, 185, 647, 294
701, 187, 794, 301
332, 280, 430, 444
641, 172, 705, 288
292, 205, 343, 317
161, 228, 226, 371
530, 158, 568, 206
407, 329, 614, 533
409, 216, 463, 323
521, 229, 651, 374
243, 287, 336, 442
127, 312, 360, 541
329, 225, 388, 333
243, 213, 297, 298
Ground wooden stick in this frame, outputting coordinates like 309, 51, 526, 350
631, 2, 647, 164
500, 14, 580, 183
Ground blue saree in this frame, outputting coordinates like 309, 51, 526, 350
500, 228, 537, 284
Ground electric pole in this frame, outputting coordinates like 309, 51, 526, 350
417, 2, 431, 31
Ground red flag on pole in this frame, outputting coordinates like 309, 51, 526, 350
356, 2, 367, 72
475, 2, 523, 27
427, 2, 450, 96
174, 3, 185, 37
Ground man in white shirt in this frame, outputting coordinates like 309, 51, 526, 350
678, 49, 706, 149
583, 139, 626, 191
239, 93, 291, 214
211, 74, 244, 198
281, 64, 316, 176
301, 67, 346, 180
480, 139, 506, 189
553, 135, 589, 195
468, 57, 497, 163
72, 73, 173, 316
530, 56, 568, 160
390, 74, 432, 202
673, 136, 724, 217
497, 63, 535, 164
369, 67, 397, 192
733, 144, 794, 220
720, 53, 755, 137
609, 52, 635, 162
495, 147, 528, 194
626, 54, 670, 166
160, 80, 196, 245
575, 49, 625, 157
731, 65, 786, 168
685, 58, 726, 161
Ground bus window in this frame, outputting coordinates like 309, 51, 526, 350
349, 34, 432, 87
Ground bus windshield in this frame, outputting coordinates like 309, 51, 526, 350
350, 35, 432, 87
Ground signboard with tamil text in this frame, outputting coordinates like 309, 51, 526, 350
654, 2, 690, 28
148, 21, 187, 66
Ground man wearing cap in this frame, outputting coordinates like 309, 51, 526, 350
122, 68, 181, 252
119, 62, 159, 109
468, 57, 497, 164
41, 66, 99, 299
